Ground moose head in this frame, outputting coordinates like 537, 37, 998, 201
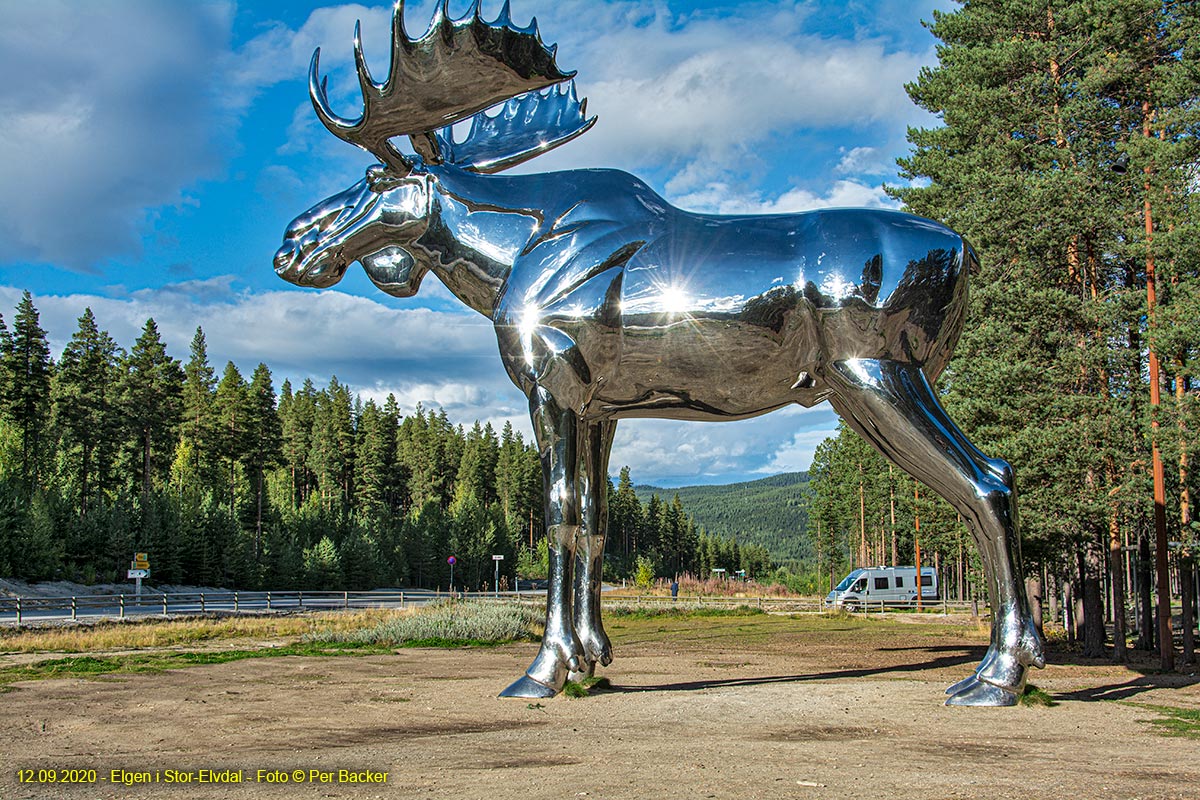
274, 0, 594, 299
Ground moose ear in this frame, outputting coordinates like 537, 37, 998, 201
361, 246, 421, 297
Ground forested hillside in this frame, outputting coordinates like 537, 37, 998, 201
635, 473, 811, 564
0, 297, 774, 591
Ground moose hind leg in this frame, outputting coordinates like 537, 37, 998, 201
826, 359, 1045, 707
500, 388, 584, 698
573, 420, 617, 674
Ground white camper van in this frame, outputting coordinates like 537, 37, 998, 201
825, 566, 938, 610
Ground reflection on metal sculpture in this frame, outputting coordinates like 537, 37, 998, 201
275, 1, 1045, 706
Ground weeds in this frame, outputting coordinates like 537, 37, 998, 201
0, 641, 390, 688
306, 601, 541, 648
0, 611, 400, 654
561, 676, 612, 698
1019, 684, 1057, 707
1125, 703, 1200, 739
604, 604, 766, 620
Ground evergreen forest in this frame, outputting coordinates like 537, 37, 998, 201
0, 300, 768, 592
805, 0, 1200, 664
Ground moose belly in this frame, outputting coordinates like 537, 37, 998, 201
594, 295, 824, 420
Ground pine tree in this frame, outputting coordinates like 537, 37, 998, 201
119, 319, 183, 497
180, 327, 219, 497
280, 379, 316, 507
1, 292, 52, 490
608, 466, 643, 565
355, 399, 391, 518
52, 308, 120, 515
245, 363, 281, 556
214, 362, 250, 520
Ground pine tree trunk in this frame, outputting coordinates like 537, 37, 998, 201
1081, 543, 1106, 658
1110, 507, 1128, 662
1026, 575, 1043, 632
1182, 557, 1196, 665
1138, 534, 1155, 650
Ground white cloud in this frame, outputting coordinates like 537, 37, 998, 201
509, 1, 934, 179
609, 406, 840, 484
0, 1, 238, 269
836, 145, 893, 176
671, 178, 899, 215
757, 427, 839, 474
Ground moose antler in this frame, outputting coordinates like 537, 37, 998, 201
310, 0, 577, 174
432, 82, 596, 173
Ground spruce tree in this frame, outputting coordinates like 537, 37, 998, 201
245, 363, 281, 556
52, 308, 120, 515
119, 319, 183, 498
1, 292, 52, 490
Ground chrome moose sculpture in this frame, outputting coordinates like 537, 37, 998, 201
275, 1, 1045, 706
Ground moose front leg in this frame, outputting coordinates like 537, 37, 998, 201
500, 388, 585, 698
572, 420, 618, 676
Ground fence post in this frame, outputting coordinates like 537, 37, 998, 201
400, 591, 404, 609
162, 593, 168, 615
298, 591, 304, 609
266, 591, 272, 610
234, 592, 239, 612
71, 596, 77, 621
200, 593, 206, 613
119, 595, 125, 619
343, 591, 349, 609
15, 597, 20, 626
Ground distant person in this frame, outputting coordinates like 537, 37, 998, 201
670, 580, 679, 600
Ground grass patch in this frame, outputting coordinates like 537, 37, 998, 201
1019, 684, 1057, 707
306, 601, 541, 648
1125, 703, 1200, 739
604, 604, 766, 620
0, 610, 401, 654
0, 641, 391, 688
561, 676, 612, 698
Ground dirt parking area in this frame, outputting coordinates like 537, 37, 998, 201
0, 612, 1197, 800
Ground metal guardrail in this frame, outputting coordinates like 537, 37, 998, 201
598, 594, 980, 615
0, 589, 980, 627
0, 589, 468, 626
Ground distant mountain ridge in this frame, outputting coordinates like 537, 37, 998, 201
634, 472, 811, 564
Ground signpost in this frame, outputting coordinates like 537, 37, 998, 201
128, 553, 150, 603
493, 554, 504, 598
447, 555, 457, 593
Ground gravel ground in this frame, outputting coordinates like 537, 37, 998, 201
1, 613, 1197, 800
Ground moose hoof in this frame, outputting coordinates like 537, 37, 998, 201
499, 675, 560, 699
945, 672, 982, 695
577, 629, 613, 668
944, 678, 1019, 707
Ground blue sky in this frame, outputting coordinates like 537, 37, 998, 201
0, 0, 951, 486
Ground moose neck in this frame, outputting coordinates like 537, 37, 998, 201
412, 168, 540, 318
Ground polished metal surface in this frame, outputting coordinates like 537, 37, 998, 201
276, 2, 1044, 706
